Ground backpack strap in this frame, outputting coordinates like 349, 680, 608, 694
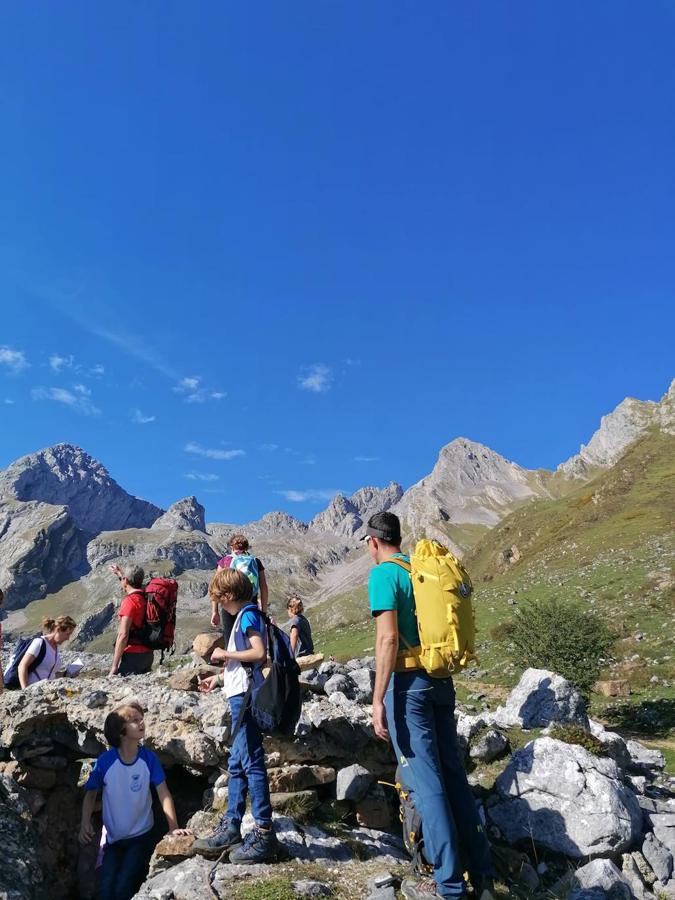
382, 557, 424, 670
384, 557, 411, 574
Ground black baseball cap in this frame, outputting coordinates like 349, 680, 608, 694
361, 512, 401, 545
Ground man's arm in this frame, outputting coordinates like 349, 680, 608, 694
258, 569, 269, 614
109, 617, 132, 676
156, 781, 179, 832
289, 626, 299, 655
218, 631, 266, 665
372, 610, 399, 742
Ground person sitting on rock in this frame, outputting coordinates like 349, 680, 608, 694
286, 595, 314, 658
211, 533, 269, 643
109, 564, 153, 677
18, 614, 77, 688
194, 567, 278, 864
79, 701, 190, 900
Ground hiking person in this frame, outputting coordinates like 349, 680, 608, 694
79, 701, 190, 900
17, 615, 77, 688
210, 534, 269, 643
194, 567, 278, 863
286, 595, 314, 658
364, 511, 494, 900
109, 564, 154, 676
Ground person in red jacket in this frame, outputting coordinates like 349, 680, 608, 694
109, 565, 153, 677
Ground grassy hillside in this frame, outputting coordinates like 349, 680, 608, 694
315, 431, 674, 706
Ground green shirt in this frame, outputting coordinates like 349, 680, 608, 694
368, 553, 420, 652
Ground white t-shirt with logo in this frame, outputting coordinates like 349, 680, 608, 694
222, 606, 266, 699
25, 637, 60, 685
84, 746, 165, 844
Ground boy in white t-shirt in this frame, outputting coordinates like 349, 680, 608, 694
79, 702, 189, 900
193, 568, 278, 863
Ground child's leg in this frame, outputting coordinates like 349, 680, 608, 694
240, 708, 272, 827
97, 839, 123, 900
226, 693, 250, 825
112, 833, 155, 900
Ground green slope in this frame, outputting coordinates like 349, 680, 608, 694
464, 429, 675, 702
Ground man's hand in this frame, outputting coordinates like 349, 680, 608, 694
79, 819, 95, 845
372, 700, 390, 742
210, 610, 220, 629
198, 675, 220, 693
210, 648, 228, 663
169, 828, 193, 836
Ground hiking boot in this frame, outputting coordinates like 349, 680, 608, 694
229, 825, 279, 863
401, 878, 442, 899
192, 816, 242, 857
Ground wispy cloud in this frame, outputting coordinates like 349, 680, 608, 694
0, 347, 29, 373
275, 488, 337, 503
184, 441, 245, 460
89, 325, 179, 380
49, 353, 75, 372
131, 408, 156, 424
31, 386, 100, 416
298, 364, 332, 393
174, 376, 226, 404
354, 456, 380, 462
4, 398, 15, 405
259, 443, 279, 452
90, 364, 105, 376
185, 472, 220, 482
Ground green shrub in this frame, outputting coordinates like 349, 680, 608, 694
549, 724, 606, 756
504, 598, 615, 697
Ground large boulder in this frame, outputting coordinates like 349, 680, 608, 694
487, 737, 642, 857
492, 668, 589, 730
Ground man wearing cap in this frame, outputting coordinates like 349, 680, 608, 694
364, 511, 493, 900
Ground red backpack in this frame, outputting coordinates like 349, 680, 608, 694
130, 578, 178, 656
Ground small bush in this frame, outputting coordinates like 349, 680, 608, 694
490, 621, 515, 643
549, 724, 606, 756
504, 598, 615, 697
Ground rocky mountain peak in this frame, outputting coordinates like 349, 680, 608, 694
251, 511, 309, 534
393, 437, 550, 540
152, 496, 206, 533
0, 443, 162, 534
310, 481, 403, 537
558, 379, 674, 478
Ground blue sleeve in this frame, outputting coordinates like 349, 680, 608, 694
141, 747, 166, 786
241, 609, 263, 635
83, 749, 117, 791
368, 565, 397, 615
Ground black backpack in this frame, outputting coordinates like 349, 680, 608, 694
230, 606, 302, 741
3, 635, 47, 689
395, 765, 433, 877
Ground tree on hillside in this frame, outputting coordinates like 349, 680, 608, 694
495, 598, 616, 698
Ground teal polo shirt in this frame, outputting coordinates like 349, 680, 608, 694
368, 553, 420, 652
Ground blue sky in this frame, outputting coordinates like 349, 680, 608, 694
1, 2, 673, 524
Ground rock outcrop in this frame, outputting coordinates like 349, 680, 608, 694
310, 482, 403, 537
151, 496, 206, 533
559, 379, 675, 478
0, 499, 86, 609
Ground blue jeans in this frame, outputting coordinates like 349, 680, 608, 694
227, 692, 272, 828
98, 830, 155, 900
385, 671, 492, 898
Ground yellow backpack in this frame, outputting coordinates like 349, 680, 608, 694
386, 539, 476, 677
